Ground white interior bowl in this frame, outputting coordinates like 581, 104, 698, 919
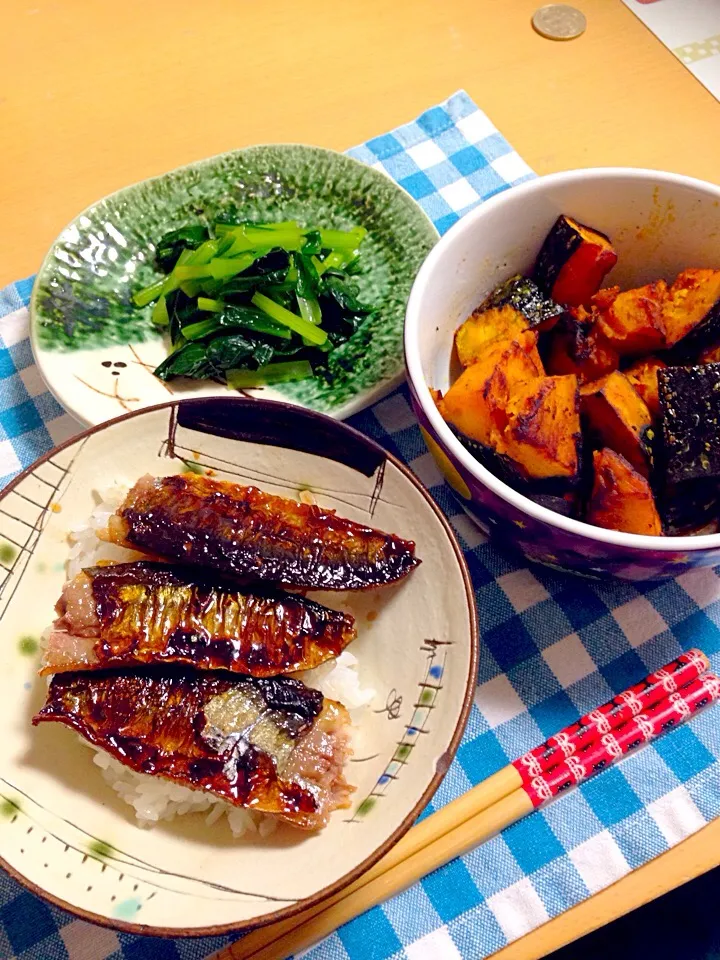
405, 168, 720, 580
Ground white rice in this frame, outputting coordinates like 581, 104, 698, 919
61, 485, 375, 837
67, 484, 138, 578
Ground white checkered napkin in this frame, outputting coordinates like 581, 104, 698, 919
347, 91, 533, 236
0, 303, 80, 486
0, 93, 719, 960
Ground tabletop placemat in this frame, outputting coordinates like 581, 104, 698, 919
623, 0, 720, 103
0, 90, 719, 960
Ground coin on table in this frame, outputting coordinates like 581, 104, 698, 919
532, 4, 587, 41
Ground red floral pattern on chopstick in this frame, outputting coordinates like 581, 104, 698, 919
514, 649, 709, 781
521, 671, 719, 807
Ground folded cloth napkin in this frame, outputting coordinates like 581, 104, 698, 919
0, 91, 718, 960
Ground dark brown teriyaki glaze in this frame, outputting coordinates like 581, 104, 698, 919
111, 474, 419, 590
83, 561, 356, 675
33, 668, 324, 820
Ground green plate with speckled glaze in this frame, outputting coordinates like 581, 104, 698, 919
30, 144, 438, 426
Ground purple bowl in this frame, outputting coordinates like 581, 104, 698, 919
405, 168, 720, 580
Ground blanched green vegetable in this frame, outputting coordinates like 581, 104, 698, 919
227, 360, 314, 388
182, 305, 292, 341
132, 219, 373, 387
154, 225, 209, 272
251, 293, 328, 346
150, 295, 170, 327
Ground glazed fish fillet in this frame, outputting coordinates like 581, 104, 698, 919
33, 669, 353, 830
105, 473, 419, 590
41, 562, 356, 678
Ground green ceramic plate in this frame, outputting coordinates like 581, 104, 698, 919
30, 144, 438, 425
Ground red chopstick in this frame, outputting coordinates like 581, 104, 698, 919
514, 649, 709, 782
523, 671, 719, 806
222, 659, 719, 960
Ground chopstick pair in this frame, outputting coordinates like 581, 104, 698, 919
214, 650, 717, 960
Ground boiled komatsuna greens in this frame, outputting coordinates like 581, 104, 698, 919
133, 221, 376, 388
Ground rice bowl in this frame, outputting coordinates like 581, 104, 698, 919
0, 396, 476, 934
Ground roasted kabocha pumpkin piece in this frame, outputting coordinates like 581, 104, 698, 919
478, 275, 565, 330
498, 374, 581, 482
436, 338, 543, 447
455, 307, 537, 368
657, 363, 720, 484
594, 281, 667, 355
580, 371, 653, 477
533, 215, 618, 308
448, 426, 581, 517
662, 268, 720, 351
699, 342, 720, 364
586, 448, 662, 536
545, 307, 620, 384
591, 286, 620, 312
624, 357, 666, 419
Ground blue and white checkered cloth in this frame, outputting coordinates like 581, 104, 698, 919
0, 90, 718, 960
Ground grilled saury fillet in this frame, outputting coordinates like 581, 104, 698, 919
33, 669, 353, 830
41, 561, 356, 677
105, 473, 419, 590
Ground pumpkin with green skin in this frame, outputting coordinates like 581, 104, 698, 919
478, 274, 564, 329
658, 363, 720, 484
546, 307, 620, 384
533, 215, 617, 308
587, 448, 662, 536
449, 427, 582, 517
580, 371, 653, 478
665, 268, 720, 356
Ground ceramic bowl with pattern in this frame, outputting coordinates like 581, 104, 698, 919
30, 144, 438, 426
0, 397, 476, 934
405, 168, 720, 580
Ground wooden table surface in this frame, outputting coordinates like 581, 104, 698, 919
2, 0, 719, 956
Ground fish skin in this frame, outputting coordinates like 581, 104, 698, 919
33, 668, 352, 830
42, 561, 356, 677
107, 474, 419, 590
